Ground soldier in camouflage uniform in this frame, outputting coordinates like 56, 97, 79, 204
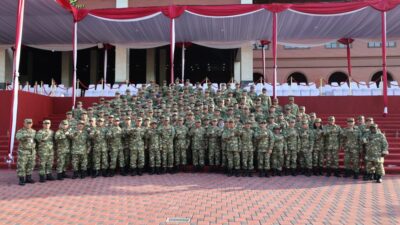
55, 120, 72, 180
147, 120, 161, 174
71, 121, 89, 179
128, 118, 146, 176
284, 96, 299, 116
222, 119, 241, 177
16, 118, 37, 185
312, 118, 324, 176
206, 118, 222, 172
298, 120, 314, 176
323, 116, 342, 177
159, 117, 176, 173
94, 118, 109, 177
363, 124, 389, 183
271, 125, 286, 176
220, 119, 228, 173
174, 117, 190, 172
87, 118, 101, 178
255, 120, 274, 177
341, 118, 362, 179
106, 118, 126, 176
121, 117, 132, 172
35, 120, 55, 182
189, 120, 207, 172
284, 119, 299, 176
240, 121, 255, 177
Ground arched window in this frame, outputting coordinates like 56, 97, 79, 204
328, 72, 348, 85
287, 72, 308, 85
253, 72, 264, 83
371, 71, 394, 87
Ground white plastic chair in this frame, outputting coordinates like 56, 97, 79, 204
308, 83, 320, 96
370, 82, 381, 96
322, 84, 333, 96
389, 81, 400, 95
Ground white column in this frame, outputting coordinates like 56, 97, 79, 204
234, 61, 241, 83
240, 44, 253, 85
115, 46, 129, 83
159, 49, 167, 83
0, 49, 5, 86
241, 0, 253, 4
61, 51, 72, 86
115, 0, 129, 83
5, 48, 13, 82
90, 49, 98, 84
146, 48, 155, 82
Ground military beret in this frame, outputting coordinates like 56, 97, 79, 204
347, 118, 355, 122
108, 115, 114, 118
43, 120, 51, 124
366, 117, 374, 121
23, 118, 32, 124
299, 106, 305, 110
288, 96, 294, 100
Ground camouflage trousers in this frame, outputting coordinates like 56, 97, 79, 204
130, 147, 145, 169
192, 147, 205, 167
92, 145, 108, 170
149, 147, 161, 168
160, 144, 174, 168
241, 151, 254, 170
285, 148, 297, 169
221, 142, 227, 167
312, 147, 324, 167
298, 149, 312, 169
344, 148, 360, 172
17, 149, 36, 177
366, 159, 385, 176
271, 148, 284, 171
325, 148, 339, 169
124, 147, 130, 168
227, 151, 241, 170
72, 153, 88, 171
208, 140, 221, 166
109, 147, 125, 169
257, 151, 270, 170
38, 150, 54, 176
56, 150, 70, 173
175, 140, 187, 165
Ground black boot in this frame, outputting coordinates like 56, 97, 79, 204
376, 175, 382, 183
353, 172, 359, 180
259, 170, 265, 177
18, 176, 26, 186
120, 168, 127, 176
291, 168, 297, 176
363, 173, 370, 181
102, 169, 108, 177
138, 168, 143, 176
39, 175, 46, 183
110, 169, 115, 177
25, 175, 35, 184
265, 170, 270, 177
241, 170, 247, 177
326, 168, 331, 177
149, 168, 155, 175
91, 170, 99, 178
57, 173, 64, 180
305, 169, 311, 177
334, 169, 341, 177
370, 173, 375, 181
227, 169, 233, 177
168, 168, 174, 174
318, 167, 323, 176
313, 168, 318, 176
156, 167, 161, 175
72, 171, 79, 179
343, 169, 350, 178
62, 172, 70, 179
271, 169, 276, 177
80, 170, 87, 179
235, 169, 240, 177
46, 173, 55, 181
284, 169, 290, 176
131, 168, 137, 176
248, 170, 253, 177
277, 170, 282, 176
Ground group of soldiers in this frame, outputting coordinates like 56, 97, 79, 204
16, 80, 389, 186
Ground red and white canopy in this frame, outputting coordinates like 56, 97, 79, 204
1, 0, 400, 50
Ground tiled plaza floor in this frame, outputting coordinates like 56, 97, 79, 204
0, 170, 399, 225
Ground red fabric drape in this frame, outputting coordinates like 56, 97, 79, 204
338, 38, 354, 78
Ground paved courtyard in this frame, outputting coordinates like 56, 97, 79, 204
0, 170, 399, 225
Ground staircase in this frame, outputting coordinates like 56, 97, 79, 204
1, 113, 399, 173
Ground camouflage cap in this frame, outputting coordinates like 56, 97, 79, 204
358, 115, 365, 120
366, 117, 374, 121
285, 105, 292, 110
81, 111, 87, 115
98, 118, 105, 122
301, 120, 309, 125
328, 116, 335, 121
288, 96, 294, 100
66, 111, 72, 115
195, 119, 201, 123
314, 118, 322, 123
347, 118, 355, 122
78, 120, 85, 125
289, 119, 296, 123
114, 118, 120, 121
99, 97, 105, 101
24, 118, 33, 123
370, 124, 378, 128
125, 117, 131, 120
108, 115, 114, 118
178, 117, 184, 121
151, 120, 157, 124
273, 125, 281, 130
43, 120, 51, 124
299, 106, 305, 110
89, 117, 96, 121
61, 120, 69, 125
245, 120, 252, 124
77, 101, 83, 105
268, 115, 275, 119
309, 112, 316, 117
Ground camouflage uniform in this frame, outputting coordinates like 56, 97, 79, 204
312, 126, 325, 175
271, 127, 286, 175
298, 124, 314, 176
206, 125, 222, 167
222, 127, 241, 175
158, 123, 175, 171
240, 126, 254, 175
341, 119, 363, 178
106, 123, 125, 172
323, 117, 342, 176
284, 126, 299, 173
363, 124, 389, 182
189, 124, 207, 169
89, 125, 108, 174
16, 123, 36, 181
128, 126, 146, 172
35, 126, 55, 177
255, 125, 274, 177
174, 124, 189, 166
54, 123, 72, 176
71, 128, 89, 175
146, 125, 161, 170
